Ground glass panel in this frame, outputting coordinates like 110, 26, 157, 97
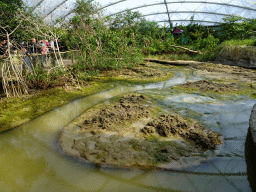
24, 0, 256, 26
44, 0, 76, 23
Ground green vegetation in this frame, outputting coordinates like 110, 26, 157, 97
0, 82, 113, 132
0, 0, 25, 39
1, 0, 256, 93
221, 39, 256, 46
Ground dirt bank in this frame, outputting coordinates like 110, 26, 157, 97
142, 114, 222, 150
189, 62, 256, 83
59, 94, 223, 169
95, 63, 174, 84
180, 80, 240, 93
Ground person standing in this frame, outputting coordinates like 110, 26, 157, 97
21, 44, 32, 73
28, 38, 39, 54
40, 45, 47, 67
28, 38, 40, 68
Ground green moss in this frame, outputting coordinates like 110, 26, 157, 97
172, 108, 203, 121
0, 82, 114, 133
145, 135, 160, 142
251, 93, 256, 98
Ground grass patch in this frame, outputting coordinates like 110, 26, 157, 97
221, 39, 255, 46
216, 41, 256, 61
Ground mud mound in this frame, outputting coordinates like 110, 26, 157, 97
142, 114, 222, 149
180, 80, 239, 92
80, 94, 149, 131
60, 94, 223, 169
190, 63, 250, 73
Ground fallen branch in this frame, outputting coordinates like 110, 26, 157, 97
169, 45, 202, 54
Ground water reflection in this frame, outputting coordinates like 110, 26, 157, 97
0, 70, 254, 191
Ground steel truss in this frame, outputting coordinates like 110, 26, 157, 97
107, 1, 256, 17
30, 0, 256, 26
157, 19, 222, 24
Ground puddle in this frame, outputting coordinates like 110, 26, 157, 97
164, 94, 217, 103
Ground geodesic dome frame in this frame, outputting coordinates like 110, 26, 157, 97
24, 0, 256, 26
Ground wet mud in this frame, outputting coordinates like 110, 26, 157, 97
189, 62, 256, 83
142, 113, 222, 149
59, 94, 223, 169
180, 80, 240, 93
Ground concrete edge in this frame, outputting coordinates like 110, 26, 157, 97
249, 103, 256, 147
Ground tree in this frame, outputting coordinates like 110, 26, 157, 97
220, 15, 252, 40
0, 0, 25, 40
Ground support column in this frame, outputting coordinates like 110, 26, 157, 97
164, 0, 172, 28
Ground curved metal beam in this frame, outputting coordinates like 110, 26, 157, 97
107, 1, 256, 17
52, 0, 95, 24
98, 0, 127, 11
52, 0, 256, 25
32, 0, 44, 11
142, 11, 241, 19
43, 0, 69, 19
58, 0, 126, 20
164, 0, 172, 28
157, 19, 222, 24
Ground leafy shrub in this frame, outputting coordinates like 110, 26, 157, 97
195, 34, 219, 51
220, 16, 256, 41
25, 66, 69, 90
63, 0, 144, 77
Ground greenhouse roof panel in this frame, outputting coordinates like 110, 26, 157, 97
25, 0, 256, 26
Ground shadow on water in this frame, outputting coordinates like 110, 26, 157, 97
245, 129, 256, 191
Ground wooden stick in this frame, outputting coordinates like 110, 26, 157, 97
169, 45, 202, 54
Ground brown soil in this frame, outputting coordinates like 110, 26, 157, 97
78, 94, 150, 133
99, 65, 165, 78
59, 94, 223, 169
180, 80, 240, 92
142, 114, 222, 150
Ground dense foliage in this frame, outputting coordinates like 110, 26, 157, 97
1, 0, 256, 96
220, 16, 256, 41
63, 0, 143, 77
0, 0, 24, 39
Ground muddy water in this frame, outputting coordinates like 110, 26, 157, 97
0, 68, 254, 192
